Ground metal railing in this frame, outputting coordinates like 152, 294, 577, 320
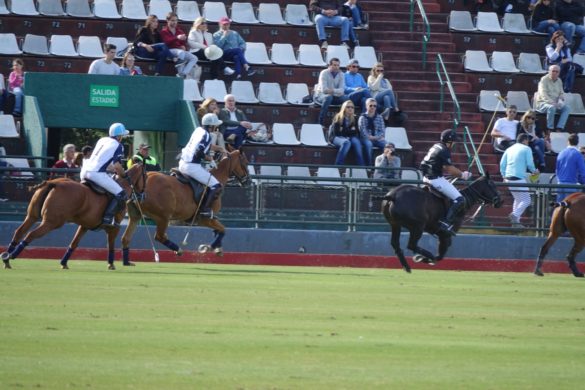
409, 0, 431, 69
436, 53, 461, 129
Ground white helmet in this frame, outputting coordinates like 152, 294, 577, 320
109, 123, 129, 137
204, 45, 223, 61
201, 113, 222, 127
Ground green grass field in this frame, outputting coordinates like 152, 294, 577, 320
1, 260, 584, 389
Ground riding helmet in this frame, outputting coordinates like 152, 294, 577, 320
201, 113, 223, 127
109, 123, 130, 137
440, 129, 459, 143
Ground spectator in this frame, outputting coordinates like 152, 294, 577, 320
374, 142, 401, 181
545, 30, 583, 93
555, 0, 585, 55
218, 94, 253, 149
517, 110, 548, 171
367, 62, 398, 121
81, 145, 93, 161
491, 105, 519, 152
0, 143, 8, 201
213, 17, 256, 79
73, 152, 84, 169
188, 17, 234, 79
344, 59, 371, 114
328, 100, 366, 166
535, 64, 571, 133
119, 52, 143, 76
161, 12, 199, 79
51, 144, 77, 178
358, 98, 386, 166
531, 0, 559, 39
8, 58, 24, 117
555, 133, 585, 202
342, 0, 367, 45
197, 98, 227, 153
310, 0, 353, 49
88, 44, 120, 75
314, 57, 348, 126
580, 146, 585, 159
0, 72, 8, 114
499, 0, 532, 15
133, 15, 173, 76
500, 133, 539, 227
127, 143, 161, 172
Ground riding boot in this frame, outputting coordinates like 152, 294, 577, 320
438, 196, 465, 236
102, 192, 127, 228
199, 184, 222, 219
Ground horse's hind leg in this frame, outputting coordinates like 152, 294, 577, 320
60, 226, 88, 270
407, 228, 436, 264
2, 219, 62, 268
121, 210, 140, 266
106, 227, 121, 270
2, 215, 38, 261
566, 241, 584, 278
153, 218, 182, 255
534, 234, 559, 276
435, 233, 452, 262
390, 223, 410, 273
197, 218, 226, 256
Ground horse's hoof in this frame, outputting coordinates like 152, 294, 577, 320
1, 251, 10, 261
123, 262, 136, 267
534, 270, 544, 277
213, 248, 223, 257
413, 255, 425, 263
198, 244, 211, 254
574, 273, 584, 278
61, 264, 69, 270
175, 248, 183, 257
107, 264, 116, 271
403, 267, 411, 273
3, 260, 12, 270
425, 259, 436, 266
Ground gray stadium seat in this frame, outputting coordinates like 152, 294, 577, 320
66, 0, 94, 18
448, 11, 476, 32
230, 80, 259, 104
285, 83, 311, 105
550, 132, 569, 154
478, 90, 506, 112
10, 0, 39, 16
258, 3, 285, 25
183, 79, 203, 102
231, 2, 259, 24
517, 52, 546, 74
564, 93, 585, 115
23, 34, 50, 56
300, 124, 328, 146
49, 35, 79, 57
352, 46, 378, 69
298, 44, 326, 67
245, 42, 272, 65
325, 45, 351, 69
202, 79, 228, 101
385, 127, 412, 150
0, 34, 22, 55
258, 82, 287, 105
272, 123, 301, 145
464, 50, 493, 72
203, 1, 228, 23
148, 0, 173, 21
38, 0, 65, 16
0, 0, 8, 15
106, 37, 129, 58
505, 91, 531, 113
94, 0, 121, 19
176, 0, 201, 22
502, 13, 531, 34
77, 36, 104, 58
490, 51, 519, 73
0, 115, 19, 138
573, 54, 585, 75
284, 4, 313, 26
476, 12, 504, 33
121, 0, 147, 20
271, 43, 298, 65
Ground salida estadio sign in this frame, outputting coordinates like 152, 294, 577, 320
89, 85, 119, 107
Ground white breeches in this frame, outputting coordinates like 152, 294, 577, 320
178, 160, 219, 187
80, 171, 123, 195
423, 176, 462, 201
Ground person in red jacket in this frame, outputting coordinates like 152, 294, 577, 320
160, 12, 198, 78
51, 144, 78, 179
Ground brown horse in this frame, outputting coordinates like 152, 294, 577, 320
1, 163, 146, 270
120, 150, 249, 263
534, 192, 585, 277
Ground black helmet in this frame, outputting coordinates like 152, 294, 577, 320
440, 129, 459, 143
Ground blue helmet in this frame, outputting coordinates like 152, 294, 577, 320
109, 123, 129, 137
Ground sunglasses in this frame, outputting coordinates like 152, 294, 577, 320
526, 116, 535, 120
368, 104, 377, 107
346, 106, 355, 109
350, 65, 359, 68
376, 69, 384, 72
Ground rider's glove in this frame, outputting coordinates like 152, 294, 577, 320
460, 171, 472, 180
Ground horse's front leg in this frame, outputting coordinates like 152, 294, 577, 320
153, 218, 183, 256
534, 233, 559, 276
566, 242, 584, 278
121, 205, 141, 266
435, 233, 452, 262
390, 223, 410, 273
197, 218, 226, 256
407, 228, 436, 264
105, 226, 121, 270
60, 226, 88, 269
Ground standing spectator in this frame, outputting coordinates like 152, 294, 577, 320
218, 94, 253, 149
133, 15, 173, 76
535, 64, 571, 133
161, 12, 199, 79
491, 105, 519, 152
81, 145, 93, 162
545, 31, 583, 93
358, 97, 386, 166
314, 57, 348, 126
500, 133, 539, 227
328, 100, 366, 166
344, 59, 371, 114
0, 72, 8, 114
8, 58, 24, 117
580, 146, 585, 159
213, 17, 256, 79
367, 62, 398, 120
310, 0, 353, 49
517, 110, 547, 171
127, 143, 161, 172
197, 98, 227, 153
51, 144, 77, 178
555, 134, 585, 201
119, 52, 143, 76
188, 17, 234, 79
555, 0, 585, 55
88, 44, 120, 75
374, 143, 401, 181
531, 0, 559, 39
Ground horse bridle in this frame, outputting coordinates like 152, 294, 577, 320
467, 179, 500, 205
226, 152, 249, 185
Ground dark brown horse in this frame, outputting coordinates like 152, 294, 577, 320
534, 192, 585, 277
1, 163, 146, 270
382, 174, 503, 273
120, 150, 249, 263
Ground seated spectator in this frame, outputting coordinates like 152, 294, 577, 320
133, 15, 173, 76
213, 17, 256, 79
88, 44, 120, 75
374, 143, 401, 181
555, 0, 585, 55
0, 72, 8, 114
531, 0, 559, 39
314, 57, 348, 126
188, 17, 234, 79
328, 100, 366, 166
491, 105, 519, 152
161, 12, 199, 79
499, 0, 532, 15
197, 98, 227, 153
517, 110, 547, 171
119, 52, 143, 76
545, 31, 583, 93
218, 94, 253, 149
51, 144, 78, 178
367, 62, 399, 121
127, 143, 161, 172
8, 59, 24, 117
344, 59, 371, 114
535, 64, 571, 132
310, 0, 353, 49
342, 0, 367, 45
358, 98, 386, 166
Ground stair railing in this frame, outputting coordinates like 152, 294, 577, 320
409, 0, 431, 69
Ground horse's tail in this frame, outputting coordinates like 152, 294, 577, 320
550, 200, 570, 233
27, 181, 58, 220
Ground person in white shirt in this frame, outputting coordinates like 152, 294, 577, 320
88, 44, 120, 75
491, 105, 519, 152
188, 16, 233, 79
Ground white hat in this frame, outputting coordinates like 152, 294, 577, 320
201, 113, 222, 127
204, 45, 223, 61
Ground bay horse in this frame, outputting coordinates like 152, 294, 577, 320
1, 163, 146, 270
120, 150, 249, 263
382, 174, 503, 273
534, 192, 585, 277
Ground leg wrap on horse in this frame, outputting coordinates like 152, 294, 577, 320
211, 230, 225, 249
108, 250, 115, 264
8, 240, 17, 253
60, 247, 74, 266
10, 240, 29, 259
199, 184, 223, 219
122, 247, 130, 265
162, 239, 179, 252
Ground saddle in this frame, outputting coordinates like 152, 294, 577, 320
81, 180, 112, 197
170, 169, 208, 203
422, 184, 448, 202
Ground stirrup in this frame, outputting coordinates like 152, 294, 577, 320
198, 209, 214, 219
101, 217, 119, 228
438, 220, 456, 236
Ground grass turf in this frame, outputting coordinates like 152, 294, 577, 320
0, 260, 584, 389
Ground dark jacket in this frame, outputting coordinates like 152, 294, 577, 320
555, 0, 585, 25
309, 0, 344, 15
134, 27, 163, 46
531, 3, 554, 25
218, 108, 248, 134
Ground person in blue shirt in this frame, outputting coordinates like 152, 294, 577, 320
344, 59, 371, 114
500, 133, 539, 227
213, 17, 255, 79
555, 133, 585, 202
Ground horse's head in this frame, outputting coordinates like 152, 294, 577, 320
468, 173, 503, 208
119, 162, 146, 195
225, 150, 250, 186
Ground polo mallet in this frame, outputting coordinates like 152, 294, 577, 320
129, 183, 160, 263
469, 93, 507, 172
181, 171, 213, 247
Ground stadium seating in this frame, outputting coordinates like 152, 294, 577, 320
231, 80, 259, 104
94, 0, 121, 19
38, 0, 66, 16
564, 93, 585, 116
270, 43, 299, 65
77, 36, 104, 58
258, 3, 286, 25
183, 79, 203, 102
231, 2, 259, 24
352, 46, 378, 69
490, 51, 519, 73
478, 90, 506, 112
448, 11, 476, 32
272, 123, 301, 145
464, 50, 492, 72
385, 127, 412, 150
0, 0, 8, 15
0, 115, 19, 138
258, 82, 287, 105
298, 44, 326, 67
121, 0, 147, 20
65, 0, 94, 18
550, 132, 570, 154
502, 13, 531, 34
202, 79, 228, 101
325, 45, 351, 68
148, 0, 173, 20
285, 83, 311, 105
106, 37, 129, 58
245, 42, 272, 65
0, 34, 22, 55
475, 12, 504, 33
505, 91, 531, 113
517, 52, 546, 74
300, 124, 329, 146
11, 0, 39, 16
49, 35, 78, 57
203, 1, 228, 23
284, 4, 313, 26
177, 1, 201, 21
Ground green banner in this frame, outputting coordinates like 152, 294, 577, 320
89, 85, 119, 107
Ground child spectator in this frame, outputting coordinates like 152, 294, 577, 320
119, 52, 143, 76
8, 59, 24, 117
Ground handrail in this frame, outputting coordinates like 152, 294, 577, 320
435, 53, 461, 129
461, 125, 485, 175
409, 0, 431, 69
